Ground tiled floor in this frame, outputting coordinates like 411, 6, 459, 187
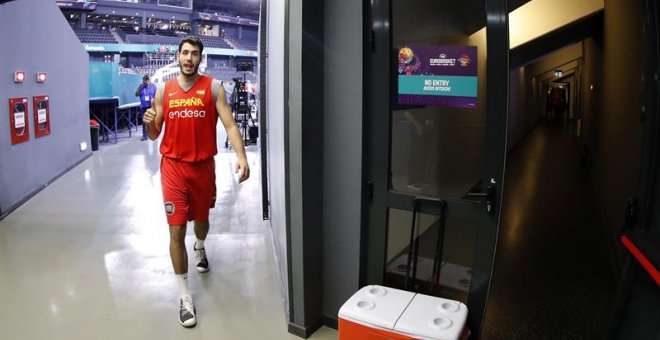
0, 131, 337, 340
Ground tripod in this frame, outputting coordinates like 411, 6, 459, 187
225, 73, 257, 149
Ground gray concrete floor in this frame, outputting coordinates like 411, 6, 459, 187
482, 120, 616, 339
0, 130, 337, 340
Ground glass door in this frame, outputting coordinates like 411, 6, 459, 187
364, 0, 509, 336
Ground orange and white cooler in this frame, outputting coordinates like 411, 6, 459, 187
338, 285, 468, 340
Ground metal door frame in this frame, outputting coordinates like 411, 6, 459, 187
361, 0, 509, 336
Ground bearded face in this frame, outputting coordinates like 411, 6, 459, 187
178, 43, 201, 76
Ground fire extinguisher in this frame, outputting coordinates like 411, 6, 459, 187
13, 101, 26, 136
36, 100, 48, 130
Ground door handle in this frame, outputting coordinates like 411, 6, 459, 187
621, 197, 639, 233
464, 185, 496, 213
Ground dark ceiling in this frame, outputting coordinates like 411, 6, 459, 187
459, 0, 534, 35
509, 0, 532, 12
395, 0, 534, 41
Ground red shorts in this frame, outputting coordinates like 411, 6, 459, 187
160, 156, 216, 226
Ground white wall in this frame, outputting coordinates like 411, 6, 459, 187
510, 0, 604, 48
0, 0, 91, 215
265, 0, 289, 316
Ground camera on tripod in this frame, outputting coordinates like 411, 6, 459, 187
231, 76, 250, 115
226, 61, 258, 148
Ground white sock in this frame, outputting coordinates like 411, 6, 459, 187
176, 273, 190, 297
194, 239, 205, 250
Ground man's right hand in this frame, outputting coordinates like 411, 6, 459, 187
143, 107, 156, 125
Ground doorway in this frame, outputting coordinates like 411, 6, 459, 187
482, 0, 656, 337
363, 0, 509, 335
363, 0, 659, 338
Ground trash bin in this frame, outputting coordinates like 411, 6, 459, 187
90, 119, 100, 151
249, 125, 258, 144
90, 126, 99, 151
338, 285, 469, 340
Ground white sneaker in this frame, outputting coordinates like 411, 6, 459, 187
194, 246, 209, 273
179, 295, 197, 327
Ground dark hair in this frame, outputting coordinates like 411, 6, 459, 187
142, 74, 150, 81
178, 36, 204, 54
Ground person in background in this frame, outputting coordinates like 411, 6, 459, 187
135, 74, 157, 141
142, 36, 250, 328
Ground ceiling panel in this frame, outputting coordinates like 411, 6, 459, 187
509, 0, 532, 12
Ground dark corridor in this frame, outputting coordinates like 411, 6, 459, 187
482, 119, 618, 339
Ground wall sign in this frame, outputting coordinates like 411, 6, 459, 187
397, 45, 478, 109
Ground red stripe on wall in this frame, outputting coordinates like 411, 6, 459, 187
620, 235, 660, 286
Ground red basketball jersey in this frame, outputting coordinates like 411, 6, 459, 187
160, 75, 218, 162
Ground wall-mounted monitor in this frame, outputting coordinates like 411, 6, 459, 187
397, 45, 478, 109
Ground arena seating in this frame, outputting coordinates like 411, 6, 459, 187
71, 26, 257, 51
124, 33, 181, 45
203, 66, 258, 84
199, 35, 233, 49
233, 38, 258, 51
73, 28, 118, 44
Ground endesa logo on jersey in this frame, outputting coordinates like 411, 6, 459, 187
168, 97, 207, 119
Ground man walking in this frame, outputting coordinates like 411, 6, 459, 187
143, 36, 250, 327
